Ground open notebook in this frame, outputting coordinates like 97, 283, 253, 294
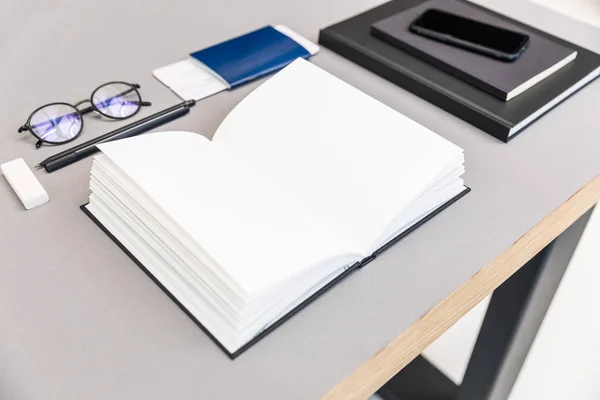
82, 59, 469, 358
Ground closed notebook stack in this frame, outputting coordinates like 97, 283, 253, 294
82, 59, 468, 358
371, 0, 578, 101
319, 0, 600, 142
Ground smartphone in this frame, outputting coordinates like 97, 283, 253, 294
409, 9, 530, 62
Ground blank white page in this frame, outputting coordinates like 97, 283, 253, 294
98, 132, 355, 296
213, 59, 463, 253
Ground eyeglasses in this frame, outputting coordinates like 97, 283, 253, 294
18, 81, 151, 148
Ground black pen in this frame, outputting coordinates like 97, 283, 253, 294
36, 99, 196, 173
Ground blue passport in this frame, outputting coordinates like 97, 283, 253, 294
190, 26, 312, 88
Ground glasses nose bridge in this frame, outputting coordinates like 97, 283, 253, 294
73, 99, 92, 110
74, 99, 96, 115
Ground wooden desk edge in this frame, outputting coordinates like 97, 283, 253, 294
322, 173, 600, 400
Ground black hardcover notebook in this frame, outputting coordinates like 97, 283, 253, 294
80, 59, 469, 358
371, 0, 577, 101
319, 0, 600, 142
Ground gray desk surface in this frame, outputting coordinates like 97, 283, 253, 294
1, 1, 599, 399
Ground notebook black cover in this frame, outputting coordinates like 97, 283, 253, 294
319, 0, 600, 142
81, 186, 470, 359
371, 0, 576, 101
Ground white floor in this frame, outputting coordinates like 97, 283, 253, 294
371, 1, 600, 399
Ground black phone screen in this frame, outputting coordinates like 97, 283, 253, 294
413, 9, 529, 55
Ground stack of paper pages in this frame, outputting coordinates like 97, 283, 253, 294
83, 59, 468, 357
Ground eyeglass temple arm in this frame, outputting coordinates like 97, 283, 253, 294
19, 126, 45, 149
20, 119, 69, 149
82, 84, 151, 114
79, 100, 151, 115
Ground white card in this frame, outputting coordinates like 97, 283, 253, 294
152, 59, 228, 101
152, 25, 319, 101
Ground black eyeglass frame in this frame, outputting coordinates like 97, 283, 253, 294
18, 81, 151, 148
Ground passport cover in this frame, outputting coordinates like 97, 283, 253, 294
319, 0, 600, 142
81, 187, 469, 359
371, 0, 576, 101
190, 25, 311, 88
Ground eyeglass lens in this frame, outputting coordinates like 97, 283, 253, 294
30, 104, 83, 144
92, 82, 141, 119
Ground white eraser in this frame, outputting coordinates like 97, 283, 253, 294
1, 158, 49, 210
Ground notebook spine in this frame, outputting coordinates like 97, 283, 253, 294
359, 254, 376, 268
